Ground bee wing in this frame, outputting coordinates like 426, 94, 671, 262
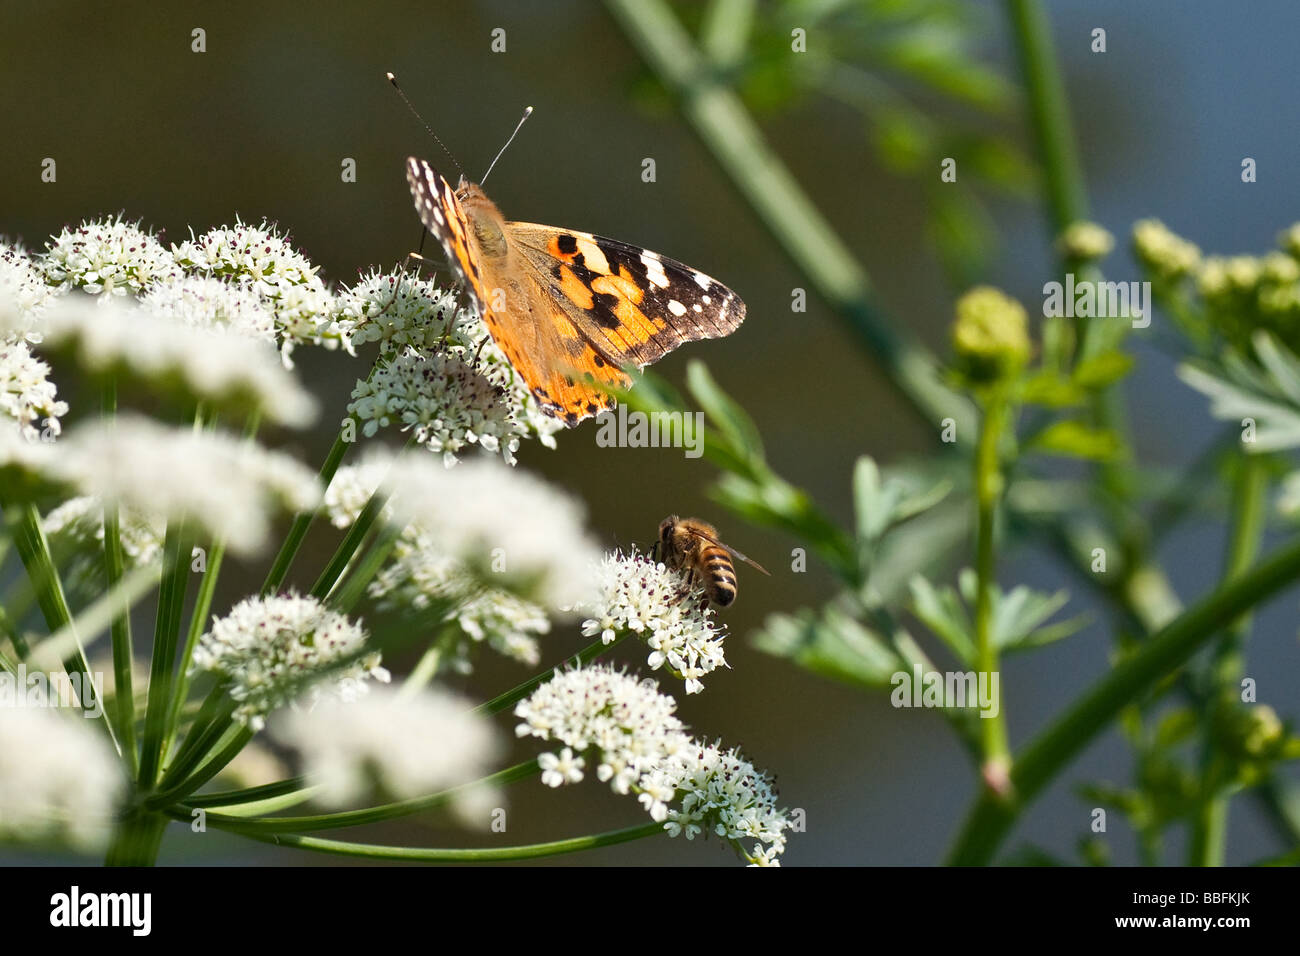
691, 528, 771, 576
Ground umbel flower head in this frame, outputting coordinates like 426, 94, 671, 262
1132, 218, 1202, 282
14, 294, 316, 428
340, 268, 562, 464
191, 592, 390, 731
377, 450, 601, 610
514, 664, 793, 865
170, 217, 347, 361
951, 285, 1031, 386
42, 214, 179, 296
48, 415, 321, 556
576, 549, 728, 694
0, 706, 126, 851
0, 336, 67, 441
325, 461, 553, 672
270, 683, 502, 815
1057, 221, 1114, 262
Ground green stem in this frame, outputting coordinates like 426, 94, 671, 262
101, 381, 138, 774
104, 805, 168, 867
311, 490, 387, 600
169, 759, 541, 833
328, 524, 401, 613
220, 820, 665, 862
1188, 455, 1267, 866
3, 500, 102, 724
973, 391, 1011, 792
159, 539, 224, 768
138, 522, 192, 787
262, 427, 351, 596
946, 531, 1300, 865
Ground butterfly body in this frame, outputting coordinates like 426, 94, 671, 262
406, 157, 746, 425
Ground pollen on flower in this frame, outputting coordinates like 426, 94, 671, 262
191, 592, 389, 731
514, 664, 794, 865
575, 549, 727, 694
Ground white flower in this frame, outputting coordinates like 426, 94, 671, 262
191, 593, 389, 731
539, 747, 585, 787
515, 665, 793, 865
379, 451, 601, 610
51, 415, 321, 556
336, 268, 462, 353
349, 348, 524, 466
1, 243, 57, 338
171, 218, 346, 359
270, 683, 501, 810
325, 461, 552, 672
576, 550, 728, 694
45, 495, 166, 569
141, 275, 277, 344
0, 706, 125, 851
323, 460, 392, 528
339, 269, 563, 460
14, 294, 316, 428
515, 665, 690, 797
664, 740, 791, 866
0, 337, 67, 441
42, 215, 179, 295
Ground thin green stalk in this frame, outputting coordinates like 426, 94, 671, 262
310, 490, 387, 600
147, 725, 254, 808
328, 525, 401, 613
170, 759, 541, 833
3, 500, 101, 722
478, 632, 629, 716
159, 538, 224, 768
101, 381, 138, 773
217, 820, 665, 862
262, 427, 351, 596
138, 522, 192, 787
1188, 455, 1267, 866
947, 531, 1300, 865
973, 392, 1011, 792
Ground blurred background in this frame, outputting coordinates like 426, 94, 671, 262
2, 0, 1299, 865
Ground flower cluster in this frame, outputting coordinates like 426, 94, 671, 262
576, 550, 728, 694
1134, 219, 1300, 354
50, 415, 321, 556
0, 336, 67, 441
514, 665, 792, 865
0, 707, 125, 851
270, 683, 502, 816
42, 215, 179, 296
16, 294, 316, 427
171, 217, 346, 359
378, 451, 601, 610
191, 593, 390, 730
325, 461, 553, 671
338, 268, 562, 464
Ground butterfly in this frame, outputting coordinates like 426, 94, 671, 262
404, 156, 746, 426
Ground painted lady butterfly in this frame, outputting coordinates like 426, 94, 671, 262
405, 157, 746, 426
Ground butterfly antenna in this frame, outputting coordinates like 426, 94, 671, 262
386, 71, 464, 179
480, 106, 533, 186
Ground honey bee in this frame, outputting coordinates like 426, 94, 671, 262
654, 516, 770, 608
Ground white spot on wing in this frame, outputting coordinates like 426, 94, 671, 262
641, 252, 670, 289
693, 271, 711, 290
576, 237, 609, 275
667, 299, 687, 317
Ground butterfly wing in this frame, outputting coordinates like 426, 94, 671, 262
508, 223, 746, 369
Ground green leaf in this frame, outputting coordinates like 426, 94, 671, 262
686, 360, 764, 462
1178, 338, 1300, 452
909, 574, 974, 664
751, 605, 903, 690
1072, 350, 1135, 390
1028, 420, 1123, 461
1021, 371, 1086, 408
913, 569, 1085, 656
